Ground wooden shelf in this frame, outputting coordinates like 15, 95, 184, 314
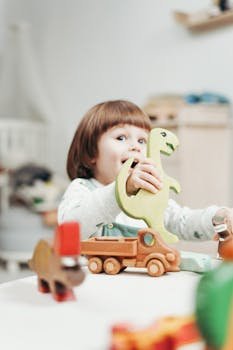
173, 9, 233, 32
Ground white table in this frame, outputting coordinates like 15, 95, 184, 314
0, 268, 205, 350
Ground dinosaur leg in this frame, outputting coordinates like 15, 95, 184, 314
38, 278, 50, 293
53, 281, 76, 302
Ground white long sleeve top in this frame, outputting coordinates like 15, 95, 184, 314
58, 178, 219, 241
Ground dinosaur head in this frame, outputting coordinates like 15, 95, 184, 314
149, 128, 179, 156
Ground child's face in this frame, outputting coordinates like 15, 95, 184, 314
93, 124, 148, 185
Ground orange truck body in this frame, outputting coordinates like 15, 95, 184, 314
81, 228, 180, 276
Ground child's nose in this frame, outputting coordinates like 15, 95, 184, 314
129, 143, 141, 152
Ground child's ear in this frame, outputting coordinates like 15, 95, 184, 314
90, 158, 96, 164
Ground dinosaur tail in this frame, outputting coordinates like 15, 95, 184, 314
115, 158, 135, 217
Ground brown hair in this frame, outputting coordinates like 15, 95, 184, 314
67, 100, 151, 180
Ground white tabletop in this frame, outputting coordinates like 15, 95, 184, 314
0, 268, 204, 350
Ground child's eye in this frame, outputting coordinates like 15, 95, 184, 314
138, 138, 147, 144
117, 135, 127, 141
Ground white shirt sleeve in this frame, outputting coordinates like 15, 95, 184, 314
58, 179, 120, 239
58, 179, 220, 241
164, 199, 219, 240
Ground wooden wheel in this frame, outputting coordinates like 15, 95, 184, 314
147, 259, 165, 277
103, 258, 121, 275
88, 257, 103, 274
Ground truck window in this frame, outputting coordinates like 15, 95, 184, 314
142, 232, 155, 247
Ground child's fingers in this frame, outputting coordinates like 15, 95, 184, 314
137, 163, 162, 183
213, 233, 219, 241
133, 177, 158, 194
140, 157, 158, 168
138, 171, 163, 191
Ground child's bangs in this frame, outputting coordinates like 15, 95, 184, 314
101, 112, 151, 132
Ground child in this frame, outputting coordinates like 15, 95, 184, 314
58, 100, 233, 241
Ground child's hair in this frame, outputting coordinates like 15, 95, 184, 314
67, 100, 152, 180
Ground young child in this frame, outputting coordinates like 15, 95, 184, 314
58, 100, 233, 241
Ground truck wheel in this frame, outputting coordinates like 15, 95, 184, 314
88, 257, 103, 274
103, 258, 121, 275
147, 259, 165, 277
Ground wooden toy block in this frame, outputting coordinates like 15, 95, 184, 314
115, 128, 181, 244
110, 315, 202, 350
180, 251, 212, 273
81, 228, 180, 276
29, 222, 85, 302
54, 221, 81, 256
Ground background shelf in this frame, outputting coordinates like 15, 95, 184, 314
173, 9, 233, 32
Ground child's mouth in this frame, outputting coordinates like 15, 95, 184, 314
121, 159, 138, 168
131, 161, 138, 168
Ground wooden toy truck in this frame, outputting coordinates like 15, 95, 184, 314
81, 228, 180, 277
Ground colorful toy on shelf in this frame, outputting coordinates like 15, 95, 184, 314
115, 128, 181, 244
29, 222, 85, 302
195, 262, 233, 350
81, 228, 180, 276
110, 315, 202, 350
213, 213, 233, 261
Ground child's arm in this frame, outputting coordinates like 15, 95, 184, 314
58, 179, 120, 239
164, 199, 221, 240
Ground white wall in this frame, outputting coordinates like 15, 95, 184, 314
2, 0, 233, 174
0, 0, 5, 50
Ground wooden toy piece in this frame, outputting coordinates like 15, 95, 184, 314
213, 214, 233, 261
81, 228, 180, 277
29, 222, 85, 302
195, 262, 233, 350
180, 251, 212, 273
110, 315, 202, 350
115, 128, 181, 244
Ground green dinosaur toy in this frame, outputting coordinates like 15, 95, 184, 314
115, 128, 181, 243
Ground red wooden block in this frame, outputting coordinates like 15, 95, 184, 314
54, 222, 81, 256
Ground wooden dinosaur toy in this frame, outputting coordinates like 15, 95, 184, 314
115, 128, 181, 243
29, 222, 85, 302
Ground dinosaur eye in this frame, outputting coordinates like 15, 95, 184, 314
161, 132, 167, 137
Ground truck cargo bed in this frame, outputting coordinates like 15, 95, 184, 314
81, 237, 137, 257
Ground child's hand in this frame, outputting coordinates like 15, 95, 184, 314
126, 158, 163, 196
213, 208, 233, 241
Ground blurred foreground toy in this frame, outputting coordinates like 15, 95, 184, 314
219, 237, 233, 261
110, 315, 202, 350
115, 128, 181, 244
29, 222, 85, 302
81, 228, 180, 276
110, 263, 233, 349
195, 262, 233, 350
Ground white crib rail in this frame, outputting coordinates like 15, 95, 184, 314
0, 119, 47, 168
